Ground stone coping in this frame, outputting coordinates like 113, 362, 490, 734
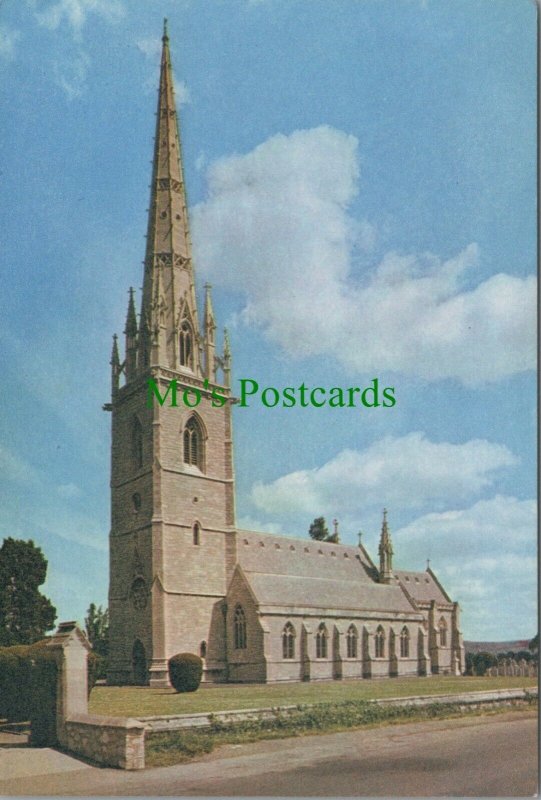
68, 712, 145, 730
137, 687, 537, 731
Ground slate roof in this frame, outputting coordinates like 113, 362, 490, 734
235, 529, 417, 615
394, 570, 450, 604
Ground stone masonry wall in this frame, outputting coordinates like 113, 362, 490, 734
65, 714, 145, 770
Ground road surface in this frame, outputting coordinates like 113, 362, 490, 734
0, 709, 537, 796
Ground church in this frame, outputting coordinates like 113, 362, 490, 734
106, 24, 465, 687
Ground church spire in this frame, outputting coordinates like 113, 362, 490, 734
138, 22, 200, 374
378, 508, 394, 584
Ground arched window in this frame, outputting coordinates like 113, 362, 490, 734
346, 624, 358, 658
282, 622, 295, 659
193, 522, 201, 546
183, 416, 203, 469
375, 625, 385, 658
316, 623, 328, 659
400, 626, 410, 658
200, 641, 207, 659
234, 605, 247, 650
132, 417, 143, 469
439, 617, 447, 647
179, 319, 193, 368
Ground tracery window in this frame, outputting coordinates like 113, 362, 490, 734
439, 617, 447, 647
234, 605, 247, 650
316, 623, 328, 659
183, 416, 203, 469
400, 626, 410, 658
346, 624, 358, 659
179, 319, 193, 368
282, 622, 295, 659
375, 625, 385, 658
132, 417, 143, 469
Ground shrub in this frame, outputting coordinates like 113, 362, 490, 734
168, 653, 203, 693
0, 640, 55, 727
28, 650, 57, 747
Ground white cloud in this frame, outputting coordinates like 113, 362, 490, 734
0, 445, 40, 486
57, 482, 83, 499
394, 496, 537, 639
136, 36, 162, 60
53, 48, 90, 99
251, 432, 517, 515
192, 126, 536, 385
0, 25, 20, 62
236, 515, 283, 534
34, 0, 125, 34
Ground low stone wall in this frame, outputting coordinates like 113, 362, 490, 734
139, 687, 537, 733
64, 713, 145, 770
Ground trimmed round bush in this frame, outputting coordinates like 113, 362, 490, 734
168, 652, 203, 693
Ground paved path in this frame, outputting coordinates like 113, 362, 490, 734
0, 710, 536, 796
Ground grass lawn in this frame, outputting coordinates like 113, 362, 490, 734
89, 675, 537, 718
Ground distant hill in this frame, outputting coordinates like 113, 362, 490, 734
464, 640, 531, 655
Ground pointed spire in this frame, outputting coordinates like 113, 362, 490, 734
139, 25, 200, 373
125, 287, 138, 337
222, 327, 231, 388
203, 283, 217, 381
378, 508, 394, 584
124, 287, 138, 381
111, 334, 120, 367
111, 334, 120, 396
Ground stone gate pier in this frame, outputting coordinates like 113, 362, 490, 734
47, 621, 145, 769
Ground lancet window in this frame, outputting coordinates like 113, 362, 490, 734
282, 622, 295, 659
234, 605, 247, 650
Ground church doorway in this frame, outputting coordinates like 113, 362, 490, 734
132, 639, 148, 685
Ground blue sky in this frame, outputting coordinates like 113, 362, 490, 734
0, 0, 536, 641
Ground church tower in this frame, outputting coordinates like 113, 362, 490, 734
107, 21, 236, 686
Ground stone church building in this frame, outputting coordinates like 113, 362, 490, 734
106, 25, 465, 687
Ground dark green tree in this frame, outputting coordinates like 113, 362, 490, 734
528, 633, 538, 654
84, 603, 109, 658
0, 538, 56, 646
308, 517, 330, 541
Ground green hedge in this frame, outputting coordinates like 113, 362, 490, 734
28, 651, 57, 746
0, 642, 58, 746
168, 653, 203, 693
